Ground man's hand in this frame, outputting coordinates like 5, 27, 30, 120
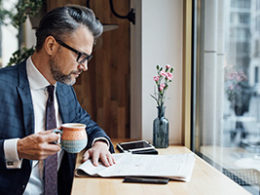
17, 130, 61, 160
82, 141, 115, 167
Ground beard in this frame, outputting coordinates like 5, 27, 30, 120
49, 57, 81, 86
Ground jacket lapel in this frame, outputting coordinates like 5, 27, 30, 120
17, 61, 35, 136
16, 63, 70, 132
56, 82, 69, 123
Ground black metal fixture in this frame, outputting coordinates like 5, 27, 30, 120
109, 0, 135, 24
86, 0, 135, 25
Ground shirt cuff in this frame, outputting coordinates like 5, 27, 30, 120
92, 137, 110, 149
4, 138, 23, 169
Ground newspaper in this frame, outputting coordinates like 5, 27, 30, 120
75, 153, 195, 182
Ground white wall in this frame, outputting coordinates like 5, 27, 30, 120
131, 0, 183, 144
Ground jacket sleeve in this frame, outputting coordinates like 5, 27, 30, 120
69, 87, 115, 153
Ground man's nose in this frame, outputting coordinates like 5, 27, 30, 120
78, 62, 88, 71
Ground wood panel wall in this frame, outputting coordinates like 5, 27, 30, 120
47, 0, 130, 138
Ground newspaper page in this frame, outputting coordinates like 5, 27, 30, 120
75, 153, 195, 182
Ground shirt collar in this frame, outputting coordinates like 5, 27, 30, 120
26, 57, 55, 90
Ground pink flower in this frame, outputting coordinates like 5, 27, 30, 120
166, 72, 173, 80
226, 71, 247, 82
160, 71, 167, 77
159, 83, 166, 91
153, 76, 159, 82
152, 64, 174, 107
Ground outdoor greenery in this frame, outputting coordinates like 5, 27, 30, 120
13, 0, 44, 28
0, 0, 44, 66
7, 47, 35, 66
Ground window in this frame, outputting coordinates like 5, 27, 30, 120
256, 15, 260, 32
254, 40, 260, 57
193, 0, 260, 194
231, 0, 251, 8
238, 0, 251, 8
230, 13, 236, 23
236, 28, 250, 41
255, 66, 259, 83
236, 42, 249, 53
239, 13, 250, 24
257, 0, 260, 10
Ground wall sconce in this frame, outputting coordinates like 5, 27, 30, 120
86, 0, 135, 32
108, 0, 135, 24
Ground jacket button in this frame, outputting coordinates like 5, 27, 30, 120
22, 185, 25, 188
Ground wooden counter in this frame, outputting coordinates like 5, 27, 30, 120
71, 140, 250, 195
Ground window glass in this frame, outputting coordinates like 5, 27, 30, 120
194, 0, 260, 194
239, 13, 250, 24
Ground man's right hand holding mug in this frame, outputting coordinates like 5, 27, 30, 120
17, 130, 61, 160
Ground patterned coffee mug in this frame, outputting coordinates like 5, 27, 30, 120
54, 123, 88, 153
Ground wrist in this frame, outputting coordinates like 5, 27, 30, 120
94, 140, 108, 148
17, 139, 23, 159
92, 137, 110, 149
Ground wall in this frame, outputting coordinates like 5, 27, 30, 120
131, 0, 183, 144
47, 0, 131, 139
24, 0, 184, 143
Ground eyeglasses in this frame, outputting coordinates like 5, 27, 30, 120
55, 39, 93, 64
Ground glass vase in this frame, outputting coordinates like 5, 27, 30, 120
153, 106, 169, 148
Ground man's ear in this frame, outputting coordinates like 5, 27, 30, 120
44, 36, 59, 55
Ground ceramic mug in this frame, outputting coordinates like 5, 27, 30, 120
54, 123, 88, 153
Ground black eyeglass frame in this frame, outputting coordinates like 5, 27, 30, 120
55, 39, 93, 64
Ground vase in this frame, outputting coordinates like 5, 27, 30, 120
153, 106, 169, 148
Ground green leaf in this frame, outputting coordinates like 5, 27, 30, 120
7, 47, 35, 66
11, 0, 44, 28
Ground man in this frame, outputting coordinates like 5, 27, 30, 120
0, 5, 115, 195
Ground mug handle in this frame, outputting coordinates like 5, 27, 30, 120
52, 129, 63, 135
51, 129, 63, 144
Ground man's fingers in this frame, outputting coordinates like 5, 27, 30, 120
42, 142, 61, 152
37, 131, 60, 143
82, 151, 90, 162
107, 154, 115, 166
91, 150, 100, 166
17, 131, 61, 160
39, 129, 56, 135
100, 154, 109, 167
82, 143, 115, 167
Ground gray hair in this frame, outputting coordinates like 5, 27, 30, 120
35, 5, 103, 51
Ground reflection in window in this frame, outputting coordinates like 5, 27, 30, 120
194, 0, 260, 194
237, 42, 249, 53
254, 40, 260, 57
257, 0, 260, 10
256, 15, 260, 32
232, 0, 251, 8
239, 13, 250, 24
255, 67, 259, 83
